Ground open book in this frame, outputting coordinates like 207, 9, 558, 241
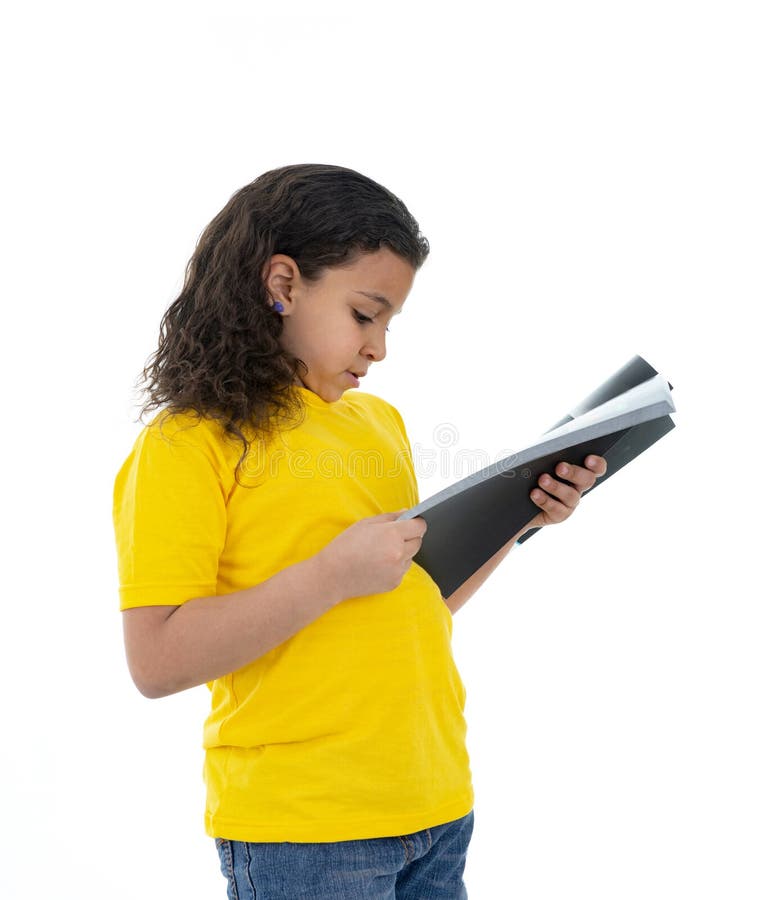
397, 355, 676, 598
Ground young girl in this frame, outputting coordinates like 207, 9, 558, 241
113, 163, 606, 899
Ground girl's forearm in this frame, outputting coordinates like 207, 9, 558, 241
139, 555, 341, 698
442, 522, 534, 615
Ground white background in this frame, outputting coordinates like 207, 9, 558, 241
2, 1, 768, 897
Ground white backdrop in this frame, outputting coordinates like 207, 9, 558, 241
2, 1, 768, 897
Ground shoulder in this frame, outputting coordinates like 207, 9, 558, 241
124, 408, 241, 487
345, 390, 403, 419
143, 407, 222, 444
345, 391, 410, 441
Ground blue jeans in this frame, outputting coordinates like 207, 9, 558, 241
214, 810, 474, 899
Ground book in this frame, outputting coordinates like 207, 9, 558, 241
397, 355, 676, 599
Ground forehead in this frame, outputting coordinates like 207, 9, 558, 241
329, 248, 414, 311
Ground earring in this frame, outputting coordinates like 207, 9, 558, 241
271, 299, 285, 314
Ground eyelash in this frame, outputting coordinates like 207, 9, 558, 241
353, 310, 390, 332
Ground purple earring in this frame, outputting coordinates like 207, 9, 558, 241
271, 300, 285, 314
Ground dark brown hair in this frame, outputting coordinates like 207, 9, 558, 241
136, 163, 430, 481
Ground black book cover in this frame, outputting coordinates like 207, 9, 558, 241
397, 356, 676, 599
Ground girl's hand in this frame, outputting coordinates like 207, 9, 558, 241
527, 454, 608, 529
316, 511, 428, 603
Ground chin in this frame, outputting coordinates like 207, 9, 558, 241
315, 385, 345, 403
301, 374, 349, 403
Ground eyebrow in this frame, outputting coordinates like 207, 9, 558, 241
353, 291, 402, 314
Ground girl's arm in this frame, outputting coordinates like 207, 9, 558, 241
442, 525, 530, 615
122, 512, 427, 699
123, 554, 340, 699
442, 455, 608, 615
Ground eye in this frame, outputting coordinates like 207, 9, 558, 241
353, 310, 390, 332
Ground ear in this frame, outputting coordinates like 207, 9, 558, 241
262, 254, 302, 312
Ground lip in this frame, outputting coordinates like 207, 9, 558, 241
346, 371, 361, 387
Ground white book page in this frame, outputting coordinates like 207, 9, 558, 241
539, 375, 675, 444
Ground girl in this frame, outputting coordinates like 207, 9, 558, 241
113, 163, 606, 899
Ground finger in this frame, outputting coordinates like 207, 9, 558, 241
403, 535, 425, 558
530, 488, 568, 522
395, 516, 427, 540
584, 455, 608, 477
537, 472, 581, 509
367, 511, 406, 523
553, 462, 596, 495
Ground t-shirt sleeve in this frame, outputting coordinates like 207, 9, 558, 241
113, 417, 230, 610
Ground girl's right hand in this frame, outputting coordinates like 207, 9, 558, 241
317, 511, 428, 603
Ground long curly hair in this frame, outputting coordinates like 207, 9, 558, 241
136, 163, 430, 482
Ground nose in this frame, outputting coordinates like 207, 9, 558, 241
363, 330, 387, 363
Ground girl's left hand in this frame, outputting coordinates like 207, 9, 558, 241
527, 454, 608, 528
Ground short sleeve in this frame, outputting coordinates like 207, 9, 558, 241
112, 416, 230, 610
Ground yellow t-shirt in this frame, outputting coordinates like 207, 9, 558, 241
113, 386, 474, 842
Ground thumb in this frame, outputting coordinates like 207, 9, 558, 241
365, 511, 405, 523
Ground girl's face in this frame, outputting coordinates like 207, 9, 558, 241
268, 248, 415, 403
